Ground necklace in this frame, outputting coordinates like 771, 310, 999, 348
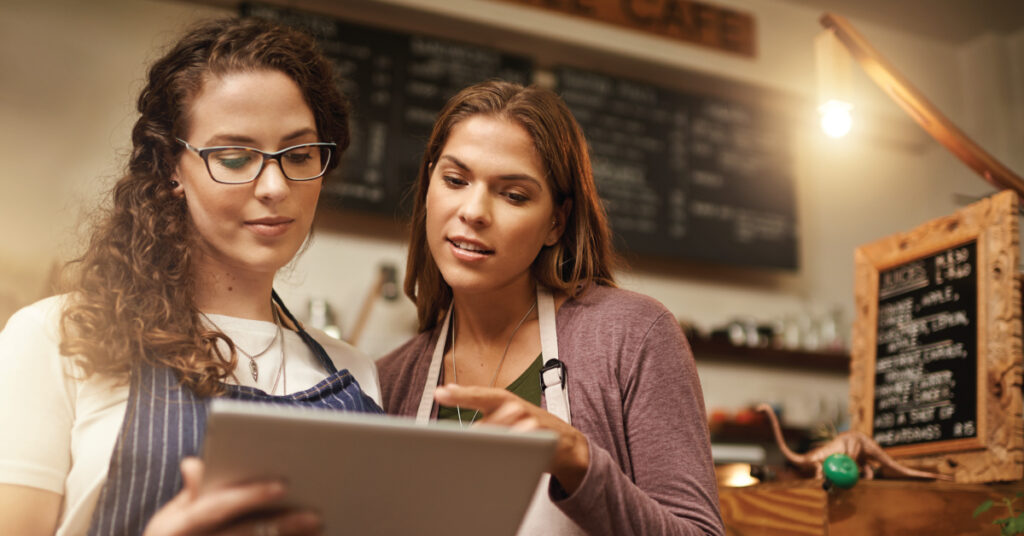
276, 324, 287, 395
201, 305, 283, 383
450, 300, 536, 428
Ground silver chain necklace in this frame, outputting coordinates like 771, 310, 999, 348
201, 306, 283, 384
450, 300, 536, 428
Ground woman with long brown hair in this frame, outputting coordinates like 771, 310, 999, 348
0, 17, 381, 535
377, 80, 723, 535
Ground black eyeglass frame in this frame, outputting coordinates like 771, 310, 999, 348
176, 138, 337, 184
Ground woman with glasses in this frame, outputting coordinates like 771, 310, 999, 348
377, 80, 723, 535
0, 17, 381, 536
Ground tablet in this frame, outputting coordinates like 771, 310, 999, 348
201, 399, 558, 536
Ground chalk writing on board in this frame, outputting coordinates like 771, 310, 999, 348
243, 3, 532, 215
556, 66, 797, 270
872, 241, 977, 447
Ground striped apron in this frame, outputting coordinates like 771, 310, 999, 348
87, 293, 383, 535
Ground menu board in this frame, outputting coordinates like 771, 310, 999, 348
242, 4, 533, 215
243, 5, 796, 269
851, 190, 1020, 483
556, 66, 797, 270
871, 241, 977, 448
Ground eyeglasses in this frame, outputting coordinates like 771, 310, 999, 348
176, 139, 336, 184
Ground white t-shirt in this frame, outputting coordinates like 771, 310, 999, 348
0, 296, 381, 535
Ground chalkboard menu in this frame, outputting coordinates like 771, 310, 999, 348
242, 4, 533, 215
556, 66, 797, 270
243, 5, 796, 269
851, 190, 1020, 483
871, 241, 977, 448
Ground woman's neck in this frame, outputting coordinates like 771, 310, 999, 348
193, 264, 277, 321
451, 282, 537, 347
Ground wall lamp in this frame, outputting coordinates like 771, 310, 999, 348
815, 13, 1024, 196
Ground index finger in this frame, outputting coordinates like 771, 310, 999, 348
434, 384, 512, 414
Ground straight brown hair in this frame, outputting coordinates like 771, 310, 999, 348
404, 80, 619, 332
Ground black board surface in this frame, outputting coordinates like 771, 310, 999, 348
243, 5, 798, 270
243, 4, 532, 217
556, 66, 798, 270
871, 240, 978, 448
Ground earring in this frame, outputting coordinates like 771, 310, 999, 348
169, 180, 179, 188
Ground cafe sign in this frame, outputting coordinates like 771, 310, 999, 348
491, 0, 756, 57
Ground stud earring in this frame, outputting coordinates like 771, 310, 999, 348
169, 180, 179, 188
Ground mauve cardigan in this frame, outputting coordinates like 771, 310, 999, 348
377, 285, 724, 535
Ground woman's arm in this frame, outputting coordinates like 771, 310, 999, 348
554, 310, 724, 535
0, 300, 75, 534
0, 485, 61, 536
435, 311, 724, 535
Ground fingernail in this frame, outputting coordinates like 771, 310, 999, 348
268, 481, 287, 495
294, 511, 323, 530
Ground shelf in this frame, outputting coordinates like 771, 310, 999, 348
710, 421, 810, 446
689, 338, 850, 373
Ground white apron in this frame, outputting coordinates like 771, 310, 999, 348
416, 287, 586, 535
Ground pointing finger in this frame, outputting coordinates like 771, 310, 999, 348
435, 385, 511, 414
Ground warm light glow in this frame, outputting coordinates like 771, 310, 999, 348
724, 470, 759, 487
715, 463, 760, 488
819, 99, 853, 138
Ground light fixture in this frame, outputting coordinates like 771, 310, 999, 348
819, 100, 852, 138
816, 13, 1024, 195
815, 27, 853, 138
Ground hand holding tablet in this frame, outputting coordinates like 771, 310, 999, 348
201, 399, 558, 536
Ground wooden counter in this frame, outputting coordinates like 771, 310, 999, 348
719, 479, 1024, 535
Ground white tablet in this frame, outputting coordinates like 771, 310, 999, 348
202, 399, 558, 536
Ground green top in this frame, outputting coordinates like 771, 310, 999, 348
438, 354, 543, 422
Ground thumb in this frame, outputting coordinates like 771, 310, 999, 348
179, 457, 204, 499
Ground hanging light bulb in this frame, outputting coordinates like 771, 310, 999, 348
815, 28, 853, 138
819, 99, 852, 138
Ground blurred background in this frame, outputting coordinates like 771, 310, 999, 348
2, 0, 1022, 473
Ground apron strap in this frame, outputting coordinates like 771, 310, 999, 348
273, 290, 336, 374
418, 287, 571, 425
537, 287, 570, 425
416, 306, 452, 424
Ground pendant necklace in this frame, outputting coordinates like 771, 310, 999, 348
201, 305, 283, 383
450, 299, 536, 428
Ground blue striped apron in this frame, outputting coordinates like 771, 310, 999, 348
88, 293, 383, 535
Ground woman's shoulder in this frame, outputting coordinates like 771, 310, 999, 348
376, 329, 435, 376
0, 294, 83, 382
566, 284, 672, 323
2, 295, 69, 338
305, 327, 373, 369
304, 326, 382, 402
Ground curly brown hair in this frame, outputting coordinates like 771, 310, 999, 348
405, 80, 619, 332
59, 17, 350, 396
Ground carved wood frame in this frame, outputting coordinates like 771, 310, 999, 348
851, 190, 1021, 483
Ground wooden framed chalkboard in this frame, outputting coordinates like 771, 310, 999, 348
851, 190, 1021, 483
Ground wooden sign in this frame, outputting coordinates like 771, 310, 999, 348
851, 190, 1021, 483
491, 0, 756, 57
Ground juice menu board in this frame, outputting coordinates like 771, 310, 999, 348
851, 190, 1020, 483
872, 241, 978, 447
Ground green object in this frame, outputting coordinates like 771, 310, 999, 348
823, 453, 859, 489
